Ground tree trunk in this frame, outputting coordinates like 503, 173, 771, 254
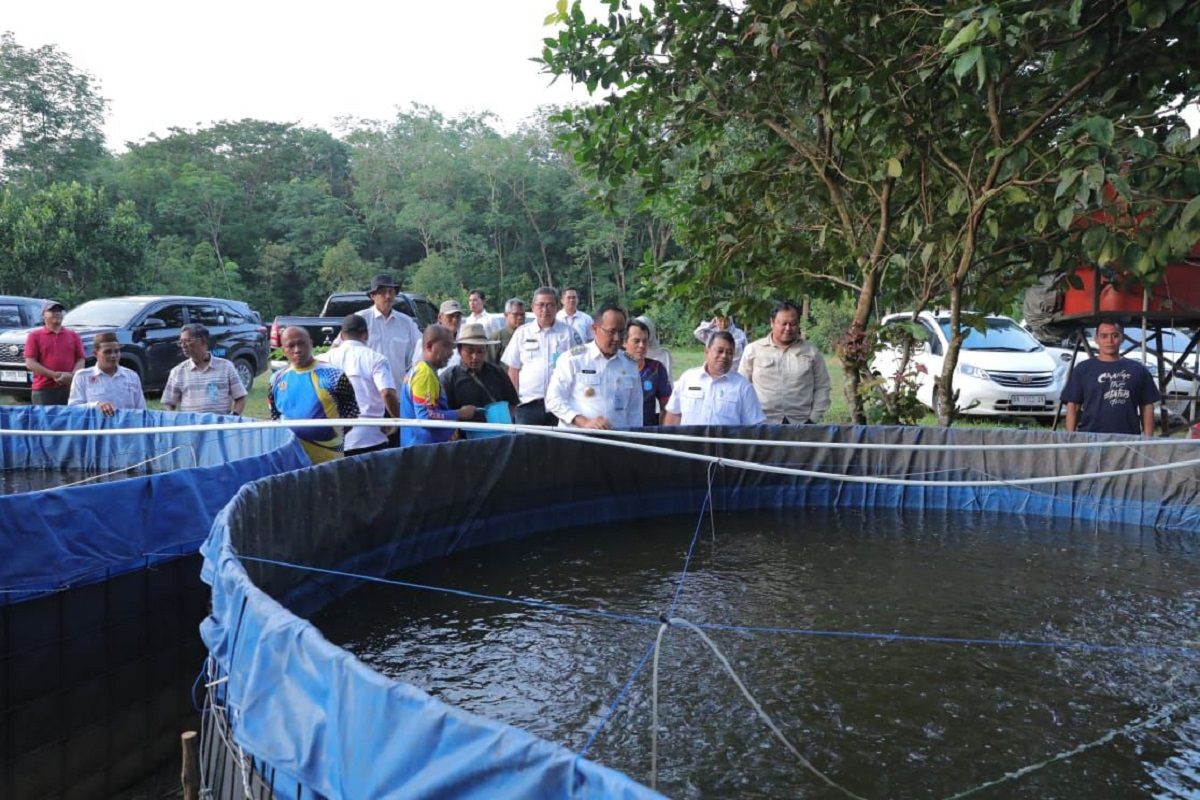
937, 281, 965, 427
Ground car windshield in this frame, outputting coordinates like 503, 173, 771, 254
1116, 327, 1196, 353
63, 299, 145, 327
937, 318, 1041, 352
324, 297, 371, 318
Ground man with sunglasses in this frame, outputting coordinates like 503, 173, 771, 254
161, 323, 247, 416
67, 331, 145, 415
545, 304, 641, 430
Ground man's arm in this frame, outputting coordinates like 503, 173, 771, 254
227, 363, 249, 415
662, 411, 681, 425
1064, 402, 1080, 432
507, 366, 520, 393
543, 357, 578, 426
809, 351, 832, 423
693, 319, 715, 345
1141, 403, 1156, 437
161, 367, 182, 411
738, 344, 754, 381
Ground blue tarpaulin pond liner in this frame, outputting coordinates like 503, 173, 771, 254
0, 405, 307, 798
200, 424, 1200, 799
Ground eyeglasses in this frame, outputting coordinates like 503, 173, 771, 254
596, 326, 626, 339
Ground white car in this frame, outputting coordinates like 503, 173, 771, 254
1044, 326, 1199, 419
871, 312, 1067, 419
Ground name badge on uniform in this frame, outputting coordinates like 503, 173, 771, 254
582, 369, 596, 375
686, 384, 704, 394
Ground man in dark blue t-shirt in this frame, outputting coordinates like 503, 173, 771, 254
1062, 321, 1160, 436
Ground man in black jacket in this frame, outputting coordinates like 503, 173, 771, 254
440, 323, 519, 424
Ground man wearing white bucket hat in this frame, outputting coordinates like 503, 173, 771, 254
440, 323, 518, 425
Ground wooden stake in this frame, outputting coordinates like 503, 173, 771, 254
181, 730, 200, 800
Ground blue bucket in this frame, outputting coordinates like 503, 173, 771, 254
464, 401, 512, 439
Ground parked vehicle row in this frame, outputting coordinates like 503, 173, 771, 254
872, 310, 1199, 423
0, 295, 270, 398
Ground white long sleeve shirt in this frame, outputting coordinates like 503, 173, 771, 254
545, 343, 642, 429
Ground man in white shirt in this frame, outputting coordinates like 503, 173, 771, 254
323, 314, 398, 456
556, 286, 594, 344
356, 274, 421, 444
546, 305, 641, 429
67, 331, 146, 416
664, 331, 765, 426
503, 286, 581, 425
466, 289, 503, 336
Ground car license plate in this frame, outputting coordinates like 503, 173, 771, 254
1010, 394, 1045, 407
1, 369, 30, 383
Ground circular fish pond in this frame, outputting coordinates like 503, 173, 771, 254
202, 428, 1200, 799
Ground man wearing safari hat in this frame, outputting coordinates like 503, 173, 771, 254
356, 274, 420, 445
24, 300, 85, 406
440, 322, 518, 424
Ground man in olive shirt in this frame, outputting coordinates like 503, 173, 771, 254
739, 301, 831, 424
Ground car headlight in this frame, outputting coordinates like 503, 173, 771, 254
958, 363, 990, 381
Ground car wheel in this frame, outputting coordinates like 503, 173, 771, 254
234, 358, 255, 391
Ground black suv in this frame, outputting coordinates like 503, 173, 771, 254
0, 295, 270, 397
0, 296, 52, 335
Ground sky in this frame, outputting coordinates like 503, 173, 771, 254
6, 2, 1196, 151
5, 0, 592, 149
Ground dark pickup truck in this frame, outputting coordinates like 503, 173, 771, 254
269, 291, 439, 348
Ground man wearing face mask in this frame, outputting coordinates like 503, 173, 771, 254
664, 331, 764, 426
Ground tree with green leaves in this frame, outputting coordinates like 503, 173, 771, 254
0, 32, 108, 188
0, 182, 147, 304
542, 0, 1200, 424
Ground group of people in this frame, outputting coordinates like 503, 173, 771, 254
22, 283, 1161, 466
23, 299, 248, 417
265, 275, 835, 462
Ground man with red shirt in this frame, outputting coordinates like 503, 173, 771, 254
24, 300, 84, 406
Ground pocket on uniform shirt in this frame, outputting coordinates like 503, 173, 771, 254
580, 373, 601, 386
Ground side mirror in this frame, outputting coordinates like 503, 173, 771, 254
139, 317, 167, 331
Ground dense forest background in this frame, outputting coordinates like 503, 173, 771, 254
0, 32, 682, 332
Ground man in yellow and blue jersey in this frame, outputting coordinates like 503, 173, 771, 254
401, 324, 475, 447
269, 326, 359, 463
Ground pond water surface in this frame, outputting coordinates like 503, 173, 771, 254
314, 507, 1200, 799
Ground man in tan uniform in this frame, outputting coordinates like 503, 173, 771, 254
739, 301, 831, 424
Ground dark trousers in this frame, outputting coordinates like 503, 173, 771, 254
31, 388, 70, 406
515, 399, 558, 426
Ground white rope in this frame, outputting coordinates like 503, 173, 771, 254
650, 622, 669, 791
3, 416, 1198, 450
2, 417, 1197, 487
55, 445, 195, 488
662, 616, 870, 800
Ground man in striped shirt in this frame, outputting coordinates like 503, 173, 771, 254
161, 324, 247, 416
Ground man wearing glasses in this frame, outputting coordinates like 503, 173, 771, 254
503, 287, 582, 426
546, 304, 642, 430
67, 331, 146, 415
161, 323, 247, 416
24, 300, 84, 406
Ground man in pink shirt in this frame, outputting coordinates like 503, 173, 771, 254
24, 300, 84, 406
